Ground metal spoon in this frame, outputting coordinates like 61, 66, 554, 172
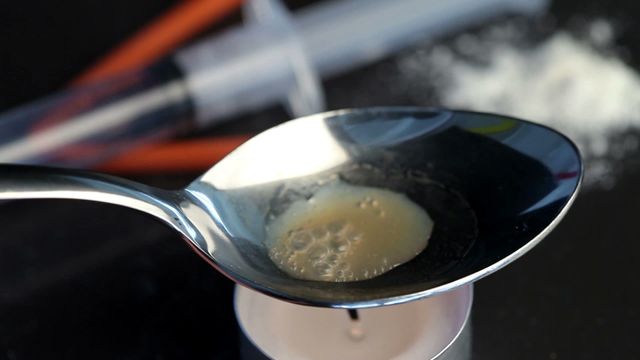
0, 108, 582, 308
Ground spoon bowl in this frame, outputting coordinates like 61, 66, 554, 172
0, 108, 582, 308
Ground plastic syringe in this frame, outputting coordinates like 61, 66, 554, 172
0, 0, 549, 166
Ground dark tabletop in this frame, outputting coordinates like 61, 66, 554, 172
2, 0, 640, 359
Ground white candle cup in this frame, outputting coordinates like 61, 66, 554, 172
234, 284, 473, 360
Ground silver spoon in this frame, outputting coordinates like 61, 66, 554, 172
0, 108, 582, 308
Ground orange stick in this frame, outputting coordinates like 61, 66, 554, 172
73, 0, 242, 85
97, 135, 252, 174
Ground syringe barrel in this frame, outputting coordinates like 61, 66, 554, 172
296, 0, 549, 77
174, 24, 296, 126
0, 60, 192, 166
176, 0, 549, 126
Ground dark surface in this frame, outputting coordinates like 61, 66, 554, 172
1, 0, 640, 359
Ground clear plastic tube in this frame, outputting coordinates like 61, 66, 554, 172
0, 60, 193, 167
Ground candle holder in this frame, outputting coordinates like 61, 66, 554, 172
235, 284, 473, 359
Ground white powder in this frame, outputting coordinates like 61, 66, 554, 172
399, 19, 640, 188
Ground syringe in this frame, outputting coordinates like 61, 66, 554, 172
0, 0, 549, 167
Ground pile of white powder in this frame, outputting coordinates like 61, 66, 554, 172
398, 19, 640, 188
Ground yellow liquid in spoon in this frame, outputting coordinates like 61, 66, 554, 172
266, 182, 433, 282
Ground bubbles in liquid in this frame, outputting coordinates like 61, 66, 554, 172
290, 232, 312, 251
313, 262, 332, 277
345, 230, 362, 244
311, 227, 328, 240
327, 220, 346, 234
308, 245, 329, 262
329, 237, 350, 253
327, 253, 339, 265
267, 181, 434, 282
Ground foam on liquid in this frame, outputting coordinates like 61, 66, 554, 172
266, 182, 433, 282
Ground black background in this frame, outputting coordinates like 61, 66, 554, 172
2, 0, 640, 358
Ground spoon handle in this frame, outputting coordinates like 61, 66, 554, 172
0, 164, 190, 237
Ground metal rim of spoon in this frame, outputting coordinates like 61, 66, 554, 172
0, 107, 583, 308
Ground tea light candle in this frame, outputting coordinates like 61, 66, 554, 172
234, 284, 473, 360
